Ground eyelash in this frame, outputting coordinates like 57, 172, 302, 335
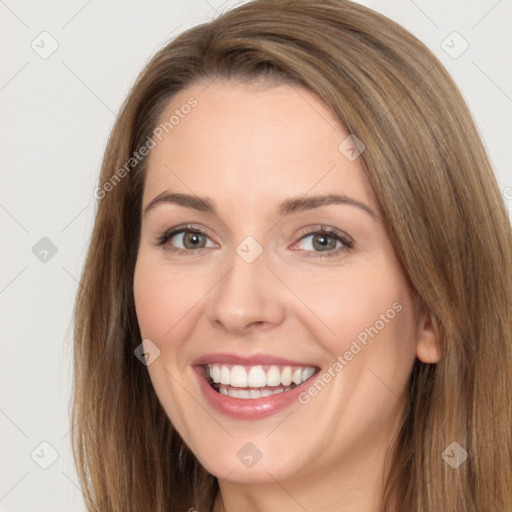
155, 223, 354, 258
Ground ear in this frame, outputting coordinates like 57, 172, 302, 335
415, 306, 442, 363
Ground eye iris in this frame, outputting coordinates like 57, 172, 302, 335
183, 231, 206, 249
313, 234, 337, 251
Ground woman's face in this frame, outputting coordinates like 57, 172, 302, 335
133, 80, 438, 485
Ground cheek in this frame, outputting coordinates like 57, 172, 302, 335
286, 262, 408, 347
133, 256, 203, 435
133, 262, 167, 340
289, 261, 418, 403
133, 254, 207, 341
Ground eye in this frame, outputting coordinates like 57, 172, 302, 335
155, 223, 353, 258
155, 224, 216, 254
291, 226, 353, 257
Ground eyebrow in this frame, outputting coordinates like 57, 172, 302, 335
143, 191, 379, 220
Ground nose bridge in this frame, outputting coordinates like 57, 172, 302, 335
206, 236, 286, 333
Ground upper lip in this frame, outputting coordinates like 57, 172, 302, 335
192, 352, 317, 367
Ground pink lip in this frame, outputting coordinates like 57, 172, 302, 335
191, 353, 319, 420
192, 352, 314, 367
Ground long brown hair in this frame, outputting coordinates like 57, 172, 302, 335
72, 1, 512, 510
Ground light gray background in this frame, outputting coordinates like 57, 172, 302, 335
1, 0, 510, 510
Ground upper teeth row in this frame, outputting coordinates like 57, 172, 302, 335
207, 364, 316, 388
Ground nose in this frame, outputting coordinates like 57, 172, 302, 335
205, 243, 287, 336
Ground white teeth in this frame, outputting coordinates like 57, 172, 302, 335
218, 384, 295, 399
220, 365, 231, 385
302, 367, 315, 381
211, 365, 220, 383
206, 363, 317, 388
281, 366, 293, 386
230, 365, 248, 387
248, 366, 267, 387
266, 366, 281, 386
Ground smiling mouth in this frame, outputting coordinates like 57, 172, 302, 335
202, 363, 318, 399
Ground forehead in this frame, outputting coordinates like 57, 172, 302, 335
143, 80, 377, 214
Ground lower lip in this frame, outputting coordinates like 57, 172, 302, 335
194, 368, 310, 420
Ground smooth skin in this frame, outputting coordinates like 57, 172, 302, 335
133, 80, 441, 512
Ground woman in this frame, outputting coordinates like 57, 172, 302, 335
72, 1, 512, 510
